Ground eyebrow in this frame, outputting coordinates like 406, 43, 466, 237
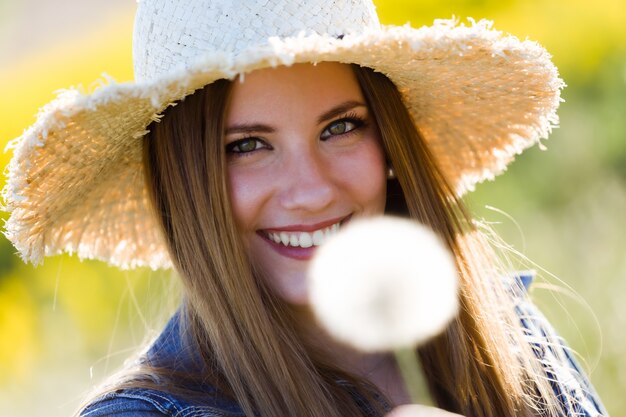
225, 123, 276, 135
224, 100, 367, 135
317, 100, 367, 124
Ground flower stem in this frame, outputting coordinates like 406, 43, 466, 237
394, 347, 433, 405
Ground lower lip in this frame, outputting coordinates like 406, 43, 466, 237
260, 234, 317, 260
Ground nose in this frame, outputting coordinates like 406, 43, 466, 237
278, 150, 337, 212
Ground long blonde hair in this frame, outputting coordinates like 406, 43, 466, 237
101, 64, 565, 417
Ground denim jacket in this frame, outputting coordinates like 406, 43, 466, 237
80, 273, 608, 417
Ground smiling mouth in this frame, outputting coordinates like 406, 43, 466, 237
259, 216, 350, 249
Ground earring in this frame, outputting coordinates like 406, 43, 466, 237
387, 166, 396, 180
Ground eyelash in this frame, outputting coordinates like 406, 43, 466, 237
225, 136, 271, 156
321, 112, 367, 141
224, 112, 368, 157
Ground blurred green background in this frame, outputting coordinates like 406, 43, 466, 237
0, 0, 624, 415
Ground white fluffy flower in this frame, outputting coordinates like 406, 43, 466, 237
308, 216, 459, 352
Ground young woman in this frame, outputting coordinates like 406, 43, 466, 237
2, 0, 607, 416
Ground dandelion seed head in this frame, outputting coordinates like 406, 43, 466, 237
308, 216, 459, 352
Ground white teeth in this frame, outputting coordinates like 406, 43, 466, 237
312, 230, 324, 246
299, 232, 313, 248
266, 221, 342, 248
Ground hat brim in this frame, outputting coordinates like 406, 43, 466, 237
2, 19, 564, 269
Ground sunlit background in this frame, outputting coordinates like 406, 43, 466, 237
0, 0, 624, 416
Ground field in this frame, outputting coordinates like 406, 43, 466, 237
0, 0, 624, 415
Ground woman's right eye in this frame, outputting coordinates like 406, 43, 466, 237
225, 137, 269, 155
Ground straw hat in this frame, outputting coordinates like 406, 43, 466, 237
2, 0, 564, 269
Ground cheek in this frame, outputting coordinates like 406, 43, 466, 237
337, 141, 387, 209
227, 168, 272, 232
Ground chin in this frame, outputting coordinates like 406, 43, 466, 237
272, 282, 310, 306
277, 290, 309, 306
259, 267, 311, 306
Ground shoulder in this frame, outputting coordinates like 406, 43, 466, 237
509, 271, 609, 416
80, 388, 245, 417
79, 388, 172, 417
80, 311, 246, 417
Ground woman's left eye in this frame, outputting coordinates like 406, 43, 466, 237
321, 118, 363, 140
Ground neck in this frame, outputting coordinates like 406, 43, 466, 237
289, 304, 412, 406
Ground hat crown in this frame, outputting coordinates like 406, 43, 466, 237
133, 0, 380, 81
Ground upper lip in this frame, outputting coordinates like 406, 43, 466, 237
260, 214, 351, 233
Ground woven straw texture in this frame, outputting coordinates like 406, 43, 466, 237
2, 0, 564, 269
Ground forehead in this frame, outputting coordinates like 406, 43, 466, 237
226, 62, 364, 121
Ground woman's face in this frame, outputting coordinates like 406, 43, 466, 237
225, 62, 387, 305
